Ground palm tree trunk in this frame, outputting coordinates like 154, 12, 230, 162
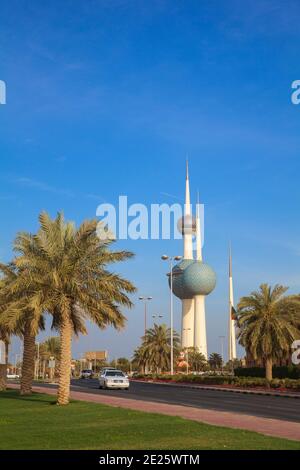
0, 341, 8, 391
0, 365, 6, 391
20, 321, 35, 395
265, 357, 273, 381
57, 316, 72, 405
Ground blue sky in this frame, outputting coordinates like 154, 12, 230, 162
1, 0, 300, 362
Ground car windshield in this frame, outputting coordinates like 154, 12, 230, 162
105, 371, 124, 377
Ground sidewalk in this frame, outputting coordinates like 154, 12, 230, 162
131, 379, 300, 398
8, 383, 300, 442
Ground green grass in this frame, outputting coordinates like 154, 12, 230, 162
0, 390, 299, 450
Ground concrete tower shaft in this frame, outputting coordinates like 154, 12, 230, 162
183, 160, 193, 260
194, 194, 207, 358
228, 246, 237, 360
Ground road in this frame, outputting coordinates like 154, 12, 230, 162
34, 379, 300, 423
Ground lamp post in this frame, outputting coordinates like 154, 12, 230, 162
35, 342, 40, 379
161, 255, 182, 375
0, 340, 4, 365
183, 328, 191, 374
78, 352, 84, 375
152, 314, 163, 323
138, 296, 153, 335
14, 353, 21, 375
219, 335, 225, 373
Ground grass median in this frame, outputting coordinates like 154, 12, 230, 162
0, 390, 299, 450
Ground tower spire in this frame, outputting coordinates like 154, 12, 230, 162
185, 158, 191, 213
229, 242, 232, 277
183, 159, 193, 259
228, 244, 237, 360
196, 191, 202, 261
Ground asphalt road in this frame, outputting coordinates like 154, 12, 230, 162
34, 379, 300, 423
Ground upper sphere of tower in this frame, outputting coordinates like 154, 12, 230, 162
177, 215, 196, 235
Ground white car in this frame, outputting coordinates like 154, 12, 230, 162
99, 367, 117, 375
81, 369, 94, 379
99, 369, 129, 390
7, 374, 19, 379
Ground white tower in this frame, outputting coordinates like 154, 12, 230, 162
170, 162, 216, 355
193, 196, 208, 358
181, 161, 194, 348
228, 246, 237, 360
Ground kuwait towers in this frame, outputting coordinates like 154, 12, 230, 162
169, 162, 216, 358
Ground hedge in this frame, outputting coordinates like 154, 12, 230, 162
132, 373, 300, 390
234, 366, 300, 379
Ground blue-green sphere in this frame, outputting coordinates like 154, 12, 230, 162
182, 261, 216, 296
168, 259, 194, 300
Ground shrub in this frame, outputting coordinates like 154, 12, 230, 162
283, 378, 300, 390
270, 379, 282, 389
235, 377, 268, 388
132, 373, 300, 390
234, 367, 265, 378
234, 366, 300, 379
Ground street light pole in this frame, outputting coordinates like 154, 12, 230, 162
14, 354, 20, 375
152, 314, 163, 323
219, 335, 225, 372
162, 255, 182, 375
170, 257, 174, 376
139, 296, 153, 336
183, 328, 191, 375
35, 342, 40, 379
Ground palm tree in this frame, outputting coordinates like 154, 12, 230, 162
15, 212, 136, 405
187, 348, 207, 372
226, 358, 242, 371
142, 324, 180, 374
114, 357, 130, 373
132, 345, 148, 374
0, 262, 45, 395
0, 326, 9, 391
41, 337, 60, 359
0, 270, 23, 391
237, 284, 300, 381
38, 337, 60, 379
0, 276, 12, 391
209, 352, 223, 370
132, 345, 147, 374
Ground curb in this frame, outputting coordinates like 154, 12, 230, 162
131, 379, 300, 399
